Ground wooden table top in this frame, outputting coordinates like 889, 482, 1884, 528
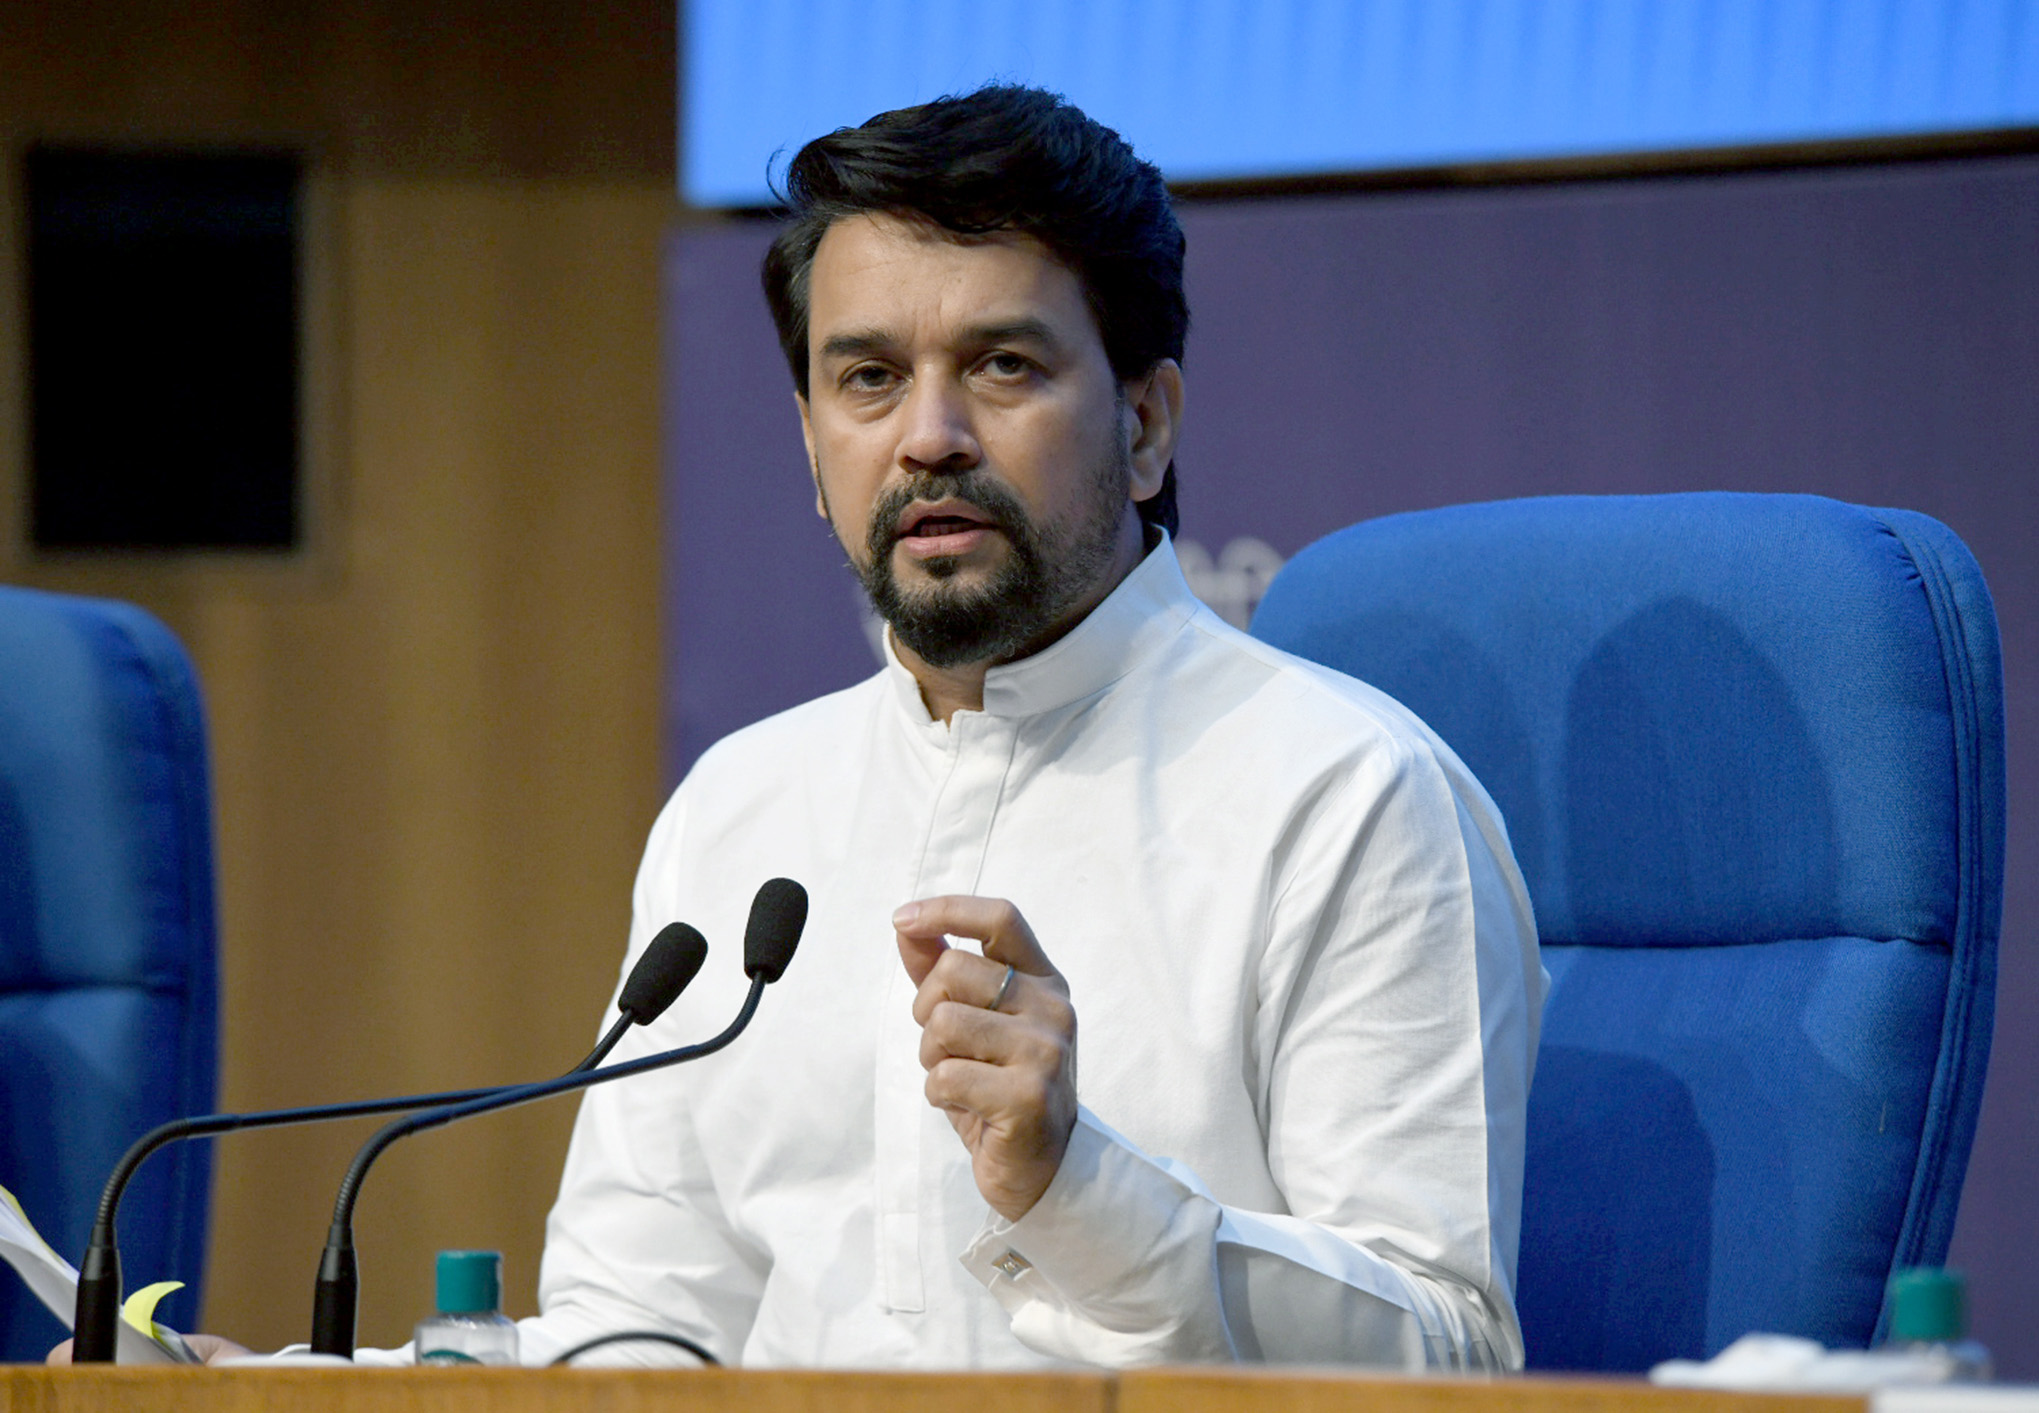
0, 1364, 1871, 1413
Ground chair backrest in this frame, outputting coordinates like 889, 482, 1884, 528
1250, 493, 2001, 1372
0, 586, 218, 1361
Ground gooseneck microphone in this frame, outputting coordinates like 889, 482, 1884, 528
70, 923, 705, 1363
740, 877, 807, 985
583, 922, 718, 1070
310, 878, 807, 1358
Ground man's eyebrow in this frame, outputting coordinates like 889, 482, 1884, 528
960, 318, 1060, 349
817, 330, 896, 362
815, 319, 1063, 363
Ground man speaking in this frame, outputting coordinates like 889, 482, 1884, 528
527, 85, 1543, 1370
66, 84, 1540, 1372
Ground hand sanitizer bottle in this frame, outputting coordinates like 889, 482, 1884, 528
1885, 1267, 1992, 1382
414, 1250, 519, 1366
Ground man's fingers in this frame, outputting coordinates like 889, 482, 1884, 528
918, 996, 1065, 1071
908, 946, 1020, 1026
924, 1053, 1056, 1120
893, 895, 1057, 977
895, 928, 950, 989
48, 1332, 249, 1366
891, 895, 1079, 1223
184, 1334, 255, 1365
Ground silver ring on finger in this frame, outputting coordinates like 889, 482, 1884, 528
988, 963, 1016, 1013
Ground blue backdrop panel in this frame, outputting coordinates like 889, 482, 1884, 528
683, 0, 2039, 205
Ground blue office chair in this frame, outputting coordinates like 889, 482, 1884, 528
0, 586, 218, 1361
1251, 493, 2000, 1372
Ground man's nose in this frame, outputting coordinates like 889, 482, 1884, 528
895, 377, 981, 473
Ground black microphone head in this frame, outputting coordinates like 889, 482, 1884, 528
743, 878, 807, 983
619, 922, 708, 1024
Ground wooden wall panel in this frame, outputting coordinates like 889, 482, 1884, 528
0, 0, 672, 179
0, 0, 675, 1353
200, 176, 669, 1350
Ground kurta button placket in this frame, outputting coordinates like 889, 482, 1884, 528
874, 708, 1021, 1314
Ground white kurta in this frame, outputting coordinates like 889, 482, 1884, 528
523, 538, 1544, 1370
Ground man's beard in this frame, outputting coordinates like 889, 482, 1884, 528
848, 439, 1132, 671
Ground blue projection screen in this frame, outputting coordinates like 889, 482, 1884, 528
682, 0, 2039, 207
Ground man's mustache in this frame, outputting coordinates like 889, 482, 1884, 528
866, 474, 1030, 553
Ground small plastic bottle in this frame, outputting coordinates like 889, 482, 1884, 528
414, 1250, 520, 1366
1884, 1266, 1992, 1382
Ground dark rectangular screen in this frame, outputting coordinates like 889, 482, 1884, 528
27, 148, 300, 550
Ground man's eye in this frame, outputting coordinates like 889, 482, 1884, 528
981, 353, 1032, 378
843, 365, 896, 391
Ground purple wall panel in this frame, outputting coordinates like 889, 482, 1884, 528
665, 153, 2039, 1371
664, 231, 874, 776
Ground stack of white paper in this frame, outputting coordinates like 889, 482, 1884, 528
0, 1183, 196, 1364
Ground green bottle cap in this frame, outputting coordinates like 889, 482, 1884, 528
435, 1250, 502, 1316
1889, 1266, 1966, 1342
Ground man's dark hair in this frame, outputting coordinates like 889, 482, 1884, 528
761, 85, 1188, 536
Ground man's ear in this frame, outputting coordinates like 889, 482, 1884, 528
796, 392, 828, 519
1123, 360, 1184, 505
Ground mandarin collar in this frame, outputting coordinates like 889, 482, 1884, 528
881, 534, 1200, 725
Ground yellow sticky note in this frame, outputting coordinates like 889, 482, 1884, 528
122, 1281, 185, 1339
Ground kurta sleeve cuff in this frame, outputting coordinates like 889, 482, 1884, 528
958, 1107, 1232, 1365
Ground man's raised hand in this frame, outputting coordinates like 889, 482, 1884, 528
893, 896, 1077, 1222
